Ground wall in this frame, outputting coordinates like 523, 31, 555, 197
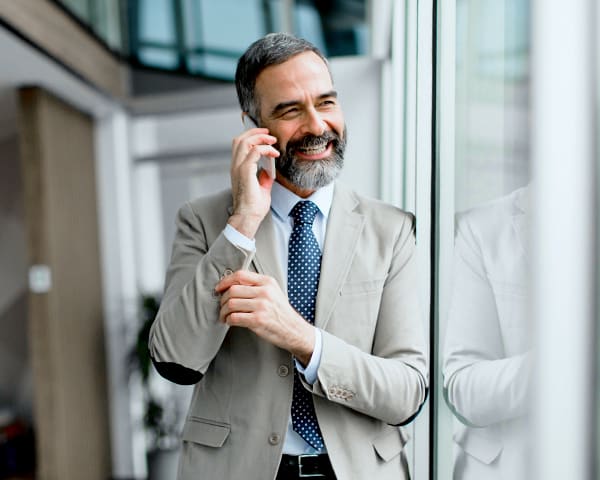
0, 131, 31, 419
19, 86, 111, 480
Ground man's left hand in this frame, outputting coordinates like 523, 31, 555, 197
216, 270, 315, 366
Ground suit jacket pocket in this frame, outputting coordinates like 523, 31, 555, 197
453, 427, 503, 464
340, 278, 386, 296
182, 417, 230, 448
372, 428, 408, 462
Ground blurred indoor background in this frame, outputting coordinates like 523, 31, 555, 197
0, 1, 596, 479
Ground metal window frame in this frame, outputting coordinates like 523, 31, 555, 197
432, 0, 455, 477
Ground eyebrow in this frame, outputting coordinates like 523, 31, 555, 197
269, 90, 338, 117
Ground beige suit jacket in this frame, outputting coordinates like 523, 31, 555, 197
149, 181, 428, 480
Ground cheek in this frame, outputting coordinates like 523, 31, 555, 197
326, 114, 345, 137
267, 126, 295, 151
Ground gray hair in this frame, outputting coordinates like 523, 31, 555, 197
235, 33, 330, 123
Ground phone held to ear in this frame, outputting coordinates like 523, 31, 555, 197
242, 116, 276, 179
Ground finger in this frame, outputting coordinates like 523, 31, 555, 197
216, 270, 267, 293
221, 297, 256, 317
238, 145, 280, 170
223, 311, 256, 327
232, 133, 277, 164
219, 284, 259, 306
232, 129, 270, 153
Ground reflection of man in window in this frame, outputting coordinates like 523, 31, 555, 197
149, 33, 428, 480
443, 186, 532, 480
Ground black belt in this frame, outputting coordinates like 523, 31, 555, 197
277, 454, 336, 479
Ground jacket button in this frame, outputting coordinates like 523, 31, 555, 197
268, 433, 281, 445
221, 268, 234, 278
278, 365, 289, 377
328, 387, 336, 395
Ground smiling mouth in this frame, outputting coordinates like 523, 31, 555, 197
295, 141, 332, 158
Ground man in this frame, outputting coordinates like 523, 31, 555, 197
443, 186, 532, 480
149, 33, 428, 480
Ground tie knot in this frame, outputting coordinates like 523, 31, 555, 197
290, 201, 319, 227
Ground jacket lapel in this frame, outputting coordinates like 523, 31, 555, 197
511, 186, 530, 261
315, 183, 365, 330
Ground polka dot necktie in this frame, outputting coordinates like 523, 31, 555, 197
288, 201, 325, 451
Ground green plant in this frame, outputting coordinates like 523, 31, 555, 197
129, 295, 180, 451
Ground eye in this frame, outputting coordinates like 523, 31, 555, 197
280, 107, 300, 119
318, 99, 337, 108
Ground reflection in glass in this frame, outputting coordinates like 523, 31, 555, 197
441, 0, 531, 478
443, 186, 531, 479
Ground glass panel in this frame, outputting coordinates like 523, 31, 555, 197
300, 0, 368, 56
454, 0, 530, 210
193, 0, 266, 51
58, 0, 90, 21
294, 3, 328, 54
186, 54, 239, 80
55, 0, 125, 53
92, 0, 123, 51
138, 0, 176, 44
138, 47, 180, 69
437, 0, 532, 479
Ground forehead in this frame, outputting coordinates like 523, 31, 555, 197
255, 51, 333, 108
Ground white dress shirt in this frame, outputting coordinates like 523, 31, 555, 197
222, 180, 334, 454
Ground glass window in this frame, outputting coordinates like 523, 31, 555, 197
130, 0, 369, 80
55, 0, 124, 52
436, 0, 532, 478
182, 0, 268, 78
59, 0, 91, 22
138, 0, 176, 44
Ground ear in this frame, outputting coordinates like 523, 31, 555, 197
241, 112, 258, 129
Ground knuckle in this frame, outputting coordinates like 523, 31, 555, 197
261, 287, 272, 301
258, 298, 269, 311
225, 298, 236, 310
228, 284, 239, 296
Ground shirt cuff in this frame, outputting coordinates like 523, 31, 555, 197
295, 328, 322, 385
223, 223, 256, 252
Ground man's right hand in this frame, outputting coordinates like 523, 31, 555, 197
228, 127, 280, 239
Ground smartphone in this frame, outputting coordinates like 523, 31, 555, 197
242, 116, 276, 179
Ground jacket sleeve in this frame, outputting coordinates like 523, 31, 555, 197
148, 201, 253, 384
442, 216, 531, 427
304, 213, 429, 426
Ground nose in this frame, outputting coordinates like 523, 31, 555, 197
302, 107, 326, 137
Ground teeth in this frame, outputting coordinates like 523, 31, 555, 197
299, 143, 328, 154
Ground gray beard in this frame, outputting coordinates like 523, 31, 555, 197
275, 128, 346, 191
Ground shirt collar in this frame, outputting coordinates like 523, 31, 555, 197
270, 180, 334, 222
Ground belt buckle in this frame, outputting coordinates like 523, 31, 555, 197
298, 454, 324, 478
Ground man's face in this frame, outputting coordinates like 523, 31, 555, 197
254, 51, 346, 191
